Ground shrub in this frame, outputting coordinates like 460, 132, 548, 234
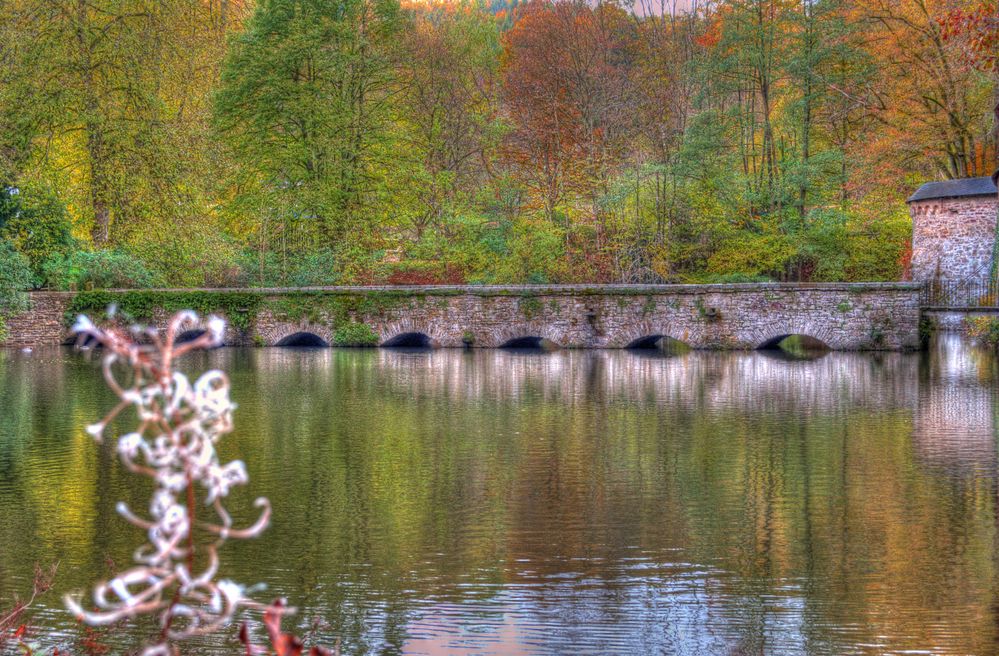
333, 321, 379, 347
0, 243, 32, 342
234, 249, 283, 287
235, 248, 341, 287
481, 217, 566, 283
966, 316, 999, 348
380, 260, 464, 285
844, 208, 911, 282
0, 242, 31, 311
125, 234, 229, 288
706, 227, 796, 281
695, 272, 775, 284
0, 185, 76, 282
41, 249, 161, 290
287, 249, 341, 287
792, 208, 850, 281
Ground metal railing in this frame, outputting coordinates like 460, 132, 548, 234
922, 278, 999, 308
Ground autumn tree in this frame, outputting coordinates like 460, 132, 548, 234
699, 0, 798, 214
0, 0, 46, 185
0, 0, 148, 245
0, 0, 972, 286
938, 0, 999, 169
500, 0, 640, 227
621, 0, 705, 280
858, 0, 995, 181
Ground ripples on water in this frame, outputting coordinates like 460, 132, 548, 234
1, 335, 998, 655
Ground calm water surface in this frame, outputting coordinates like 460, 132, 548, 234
1, 336, 999, 655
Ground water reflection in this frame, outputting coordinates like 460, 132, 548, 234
914, 336, 998, 474
0, 335, 997, 654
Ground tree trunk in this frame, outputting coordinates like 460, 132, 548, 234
75, 0, 112, 246
799, 0, 814, 219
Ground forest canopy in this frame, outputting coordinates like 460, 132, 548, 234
0, 0, 995, 289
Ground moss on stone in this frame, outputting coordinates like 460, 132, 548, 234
261, 291, 412, 326
519, 297, 543, 320
66, 290, 263, 330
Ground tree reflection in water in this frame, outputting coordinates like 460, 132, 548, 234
0, 334, 996, 654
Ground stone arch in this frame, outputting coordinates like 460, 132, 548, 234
499, 336, 559, 350
174, 328, 227, 349
381, 332, 437, 348
176, 329, 206, 344
74, 334, 102, 349
275, 331, 329, 347
605, 320, 697, 350
749, 320, 840, 351
377, 319, 445, 348
260, 321, 334, 348
490, 323, 568, 349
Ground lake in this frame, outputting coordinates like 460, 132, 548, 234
1, 336, 997, 655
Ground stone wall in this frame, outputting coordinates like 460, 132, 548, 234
1, 284, 923, 351
3, 292, 75, 348
909, 196, 998, 282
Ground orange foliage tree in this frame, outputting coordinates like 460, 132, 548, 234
500, 0, 640, 227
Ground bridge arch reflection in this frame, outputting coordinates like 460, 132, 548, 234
625, 335, 691, 353
500, 336, 560, 351
756, 334, 831, 360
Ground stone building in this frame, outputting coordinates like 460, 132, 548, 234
907, 176, 998, 282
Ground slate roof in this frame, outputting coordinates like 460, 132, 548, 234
907, 176, 997, 202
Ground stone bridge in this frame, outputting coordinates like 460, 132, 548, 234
2, 283, 923, 350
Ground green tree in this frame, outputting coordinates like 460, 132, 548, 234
0, 185, 76, 281
215, 0, 402, 274
392, 3, 502, 245
0, 0, 240, 284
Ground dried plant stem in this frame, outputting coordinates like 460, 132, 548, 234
66, 311, 270, 655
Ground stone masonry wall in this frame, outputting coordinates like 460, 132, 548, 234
909, 196, 999, 282
2, 284, 923, 351
3, 292, 75, 348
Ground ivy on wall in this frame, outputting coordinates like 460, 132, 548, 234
64, 289, 459, 333
66, 291, 265, 330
